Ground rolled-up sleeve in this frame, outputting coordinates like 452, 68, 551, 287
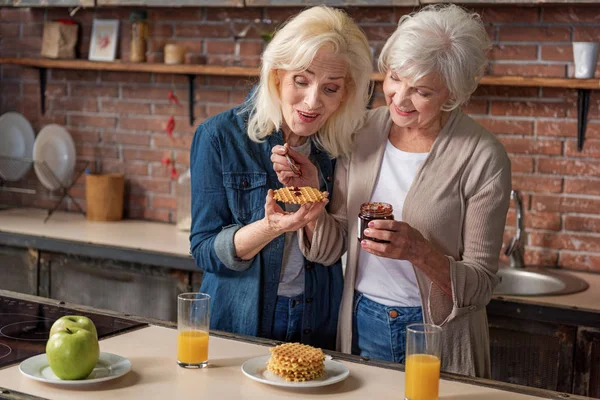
189, 125, 253, 274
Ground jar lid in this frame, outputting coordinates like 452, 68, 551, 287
360, 202, 393, 217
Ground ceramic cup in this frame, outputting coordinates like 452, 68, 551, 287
573, 42, 599, 79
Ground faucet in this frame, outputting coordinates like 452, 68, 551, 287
504, 190, 525, 268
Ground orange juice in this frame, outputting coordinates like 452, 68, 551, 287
405, 354, 441, 400
177, 330, 209, 364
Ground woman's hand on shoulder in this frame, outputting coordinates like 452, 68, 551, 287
263, 190, 328, 234
271, 144, 319, 188
359, 220, 429, 263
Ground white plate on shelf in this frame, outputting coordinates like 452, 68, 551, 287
0, 112, 35, 181
33, 124, 76, 191
19, 352, 131, 386
241, 355, 350, 388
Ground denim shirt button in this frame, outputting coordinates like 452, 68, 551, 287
241, 179, 249, 188
303, 328, 312, 335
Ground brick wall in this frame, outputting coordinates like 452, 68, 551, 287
1, 5, 599, 272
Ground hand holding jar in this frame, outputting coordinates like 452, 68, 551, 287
360, 216, 431, 263
271, 144, 320, 188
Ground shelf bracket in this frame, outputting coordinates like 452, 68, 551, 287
577, 89, 591, 152
39, 67, 47, 115
188, 74, 195, 127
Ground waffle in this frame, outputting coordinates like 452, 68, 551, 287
266, 342, 325, 382
272, 187, 327, 205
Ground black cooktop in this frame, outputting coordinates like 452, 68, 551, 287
0, 295, 145, 368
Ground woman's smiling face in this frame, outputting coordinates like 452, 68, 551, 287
383, 69, 450, 131
277, 48, 348, 141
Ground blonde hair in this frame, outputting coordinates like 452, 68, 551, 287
245, 6, 372, 158
378, 4, 491, 111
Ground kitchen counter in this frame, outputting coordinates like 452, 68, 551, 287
0, 291, 593, 400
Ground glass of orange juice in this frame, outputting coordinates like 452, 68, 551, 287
177, 292, 210, 368
405, 323, 442, 400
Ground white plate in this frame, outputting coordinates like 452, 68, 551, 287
241, 355, 350, 388
33, 124, 76, 191
0, 112, 35, 181
19, 352, 131, 386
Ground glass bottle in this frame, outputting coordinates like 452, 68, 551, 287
358, 202, 394, 243
130, 10, 148, 63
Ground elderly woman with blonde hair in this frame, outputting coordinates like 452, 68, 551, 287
278, 4, 511, 376
189, 6, 372, 350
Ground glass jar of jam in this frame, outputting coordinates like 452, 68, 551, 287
358, 202, 394, 243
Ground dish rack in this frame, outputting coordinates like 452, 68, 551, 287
0, 155, 87, 223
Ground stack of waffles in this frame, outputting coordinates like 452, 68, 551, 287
266, 342, 326, 382
272, 186, 327, 205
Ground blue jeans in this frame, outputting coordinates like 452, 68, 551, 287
352, 292, 423, 363
270, 294, 304, 342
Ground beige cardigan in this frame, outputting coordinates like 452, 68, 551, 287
300, 107, 511, 378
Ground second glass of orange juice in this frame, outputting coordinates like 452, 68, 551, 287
404, 323, 442, 400
177, 293, 210, 368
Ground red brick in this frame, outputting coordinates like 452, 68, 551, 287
100, 100, 152, 115
69, 115, 117, 129
536, 120, 576, 137
524, 249, 559, 266
477, 7, 540, 23
559, 252, 600, 273
153, 135, 193, 149
532, 194, 600, 214
491, 101, 567, 118
564, 178, 600, 196
207, 105, 232, 117
206, 8, 262, 21
102, 132, 150, 146
123, 163, 150, 177
231, 89, 252, 105
507, 209, 561, 231
511, 174, 563, 193
129, 208, 172, 223
543, 6, 600, 23
573, 26, 600, 42
120, 116, 170, 132
122, 86, 177, 101
499, 137, 562, 155
498, 26, 570, 42
462, 99, 488, 115
50, 70, 99, 82
101, 71, 152, 83
123, 149, 166, 162
490, 64, 566, 78
474, 118, 534, 135
195, 88, 230, 104
21, 23, 43, 37
128, 178, 172, 195
152, 195, 178, 210
175, 151, 191, 167
541, 45, 572, 62
76, 145, 119, 159
0, 8, 40, 22
69, 129, 100, 144
0, 82, 21, 97
0, 23, 19, 37
537, 158, 600, 177
239, 41, 263, 57
510, 155, 534, 173
71, 85, 118, 98
147, 8, 204, 21
541, 87, 576, 99
154, 104, 206, 120
345, 7, 396, 23
264, 8, 304, 23
49, 98, 98, 113
207, 76, 256, 88
206, 40, 234, 54
565, 140, 600, 158
360, 25, 398, 41
565, 215, 600, 233
149, 24, 174, 37
174, 24, 230, 39
529, 232, 600, 252
490, 45, 538, 61
1, 66, 38, 81
151, 164, 171, 179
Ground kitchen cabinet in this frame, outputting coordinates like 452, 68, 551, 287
39, 251, 195, 322
488, 315, 576, 393
574, 327, 600, 398
0, 245, 38, 295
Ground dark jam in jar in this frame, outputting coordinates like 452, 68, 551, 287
358, 202, 394, 243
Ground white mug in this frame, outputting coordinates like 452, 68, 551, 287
573, 42, 599, 79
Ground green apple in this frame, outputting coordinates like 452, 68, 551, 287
49, 316, 98, 340
46, 327, 100, 380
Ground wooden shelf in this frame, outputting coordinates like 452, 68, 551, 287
2, 58, 600, 89
0, 57, 595, 151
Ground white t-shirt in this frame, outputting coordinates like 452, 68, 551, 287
355, 140, 428, 307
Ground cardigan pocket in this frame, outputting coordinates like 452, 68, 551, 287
223, 172, 268, 224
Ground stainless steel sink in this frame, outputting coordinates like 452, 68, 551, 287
494, 266, 589, 296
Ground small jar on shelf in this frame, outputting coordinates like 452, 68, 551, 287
129, 10, 148, 63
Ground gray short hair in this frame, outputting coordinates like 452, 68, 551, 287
245, 6, 373, 158
378, 4, 491, 111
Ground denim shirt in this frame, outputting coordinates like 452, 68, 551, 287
189, 103, 343, 350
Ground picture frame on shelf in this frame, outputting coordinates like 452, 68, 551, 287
89, 19, 119, 62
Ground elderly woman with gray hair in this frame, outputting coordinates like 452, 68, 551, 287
281, 5, 511, 377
